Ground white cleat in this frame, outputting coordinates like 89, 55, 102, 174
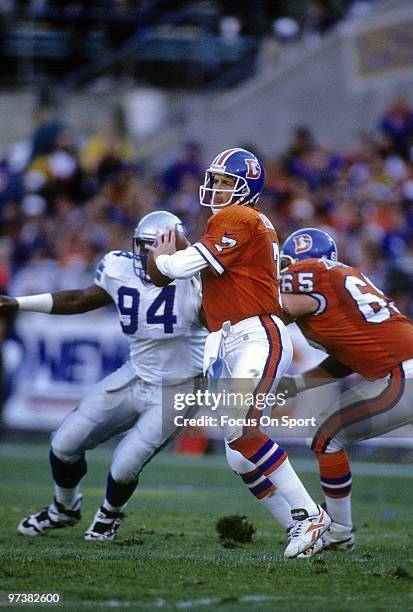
284, 505, 331, 558
17, 496, 82, 536
84, 506, 125, 541
296, 536, 325, 558
322, 521, 356, 550
296, 521, 356, 558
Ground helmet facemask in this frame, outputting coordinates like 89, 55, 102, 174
132, 236, 154, 285
199, 170, 251, 210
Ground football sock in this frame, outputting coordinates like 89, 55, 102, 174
316, 450, 353, 527
230, 436, 318, 516
104, 472, 138, 511
50, 450, 87, 488
54, 484, 81, 509
267, 457, 318, 516
260, 488, 294, 529
229, 445, 293, 529
228, 431, 275, 461
240, 467, 275, 497
102, 499, 125, 513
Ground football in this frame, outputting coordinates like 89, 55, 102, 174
148, 228, 190, 286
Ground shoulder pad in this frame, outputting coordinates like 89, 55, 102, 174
99, 250, 135, 280
286, 258, 325, 274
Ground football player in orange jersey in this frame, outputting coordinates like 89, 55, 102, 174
148, 149, 330, 558
278, 227, 413, 554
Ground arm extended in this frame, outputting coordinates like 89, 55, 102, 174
299, 355, 354, 390
0, 285, 113, 315
278, 355, 355, 400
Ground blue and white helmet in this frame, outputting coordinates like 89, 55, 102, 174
200, 148, 265, 209
133, 210, 185, 282
281, 228, 338, 268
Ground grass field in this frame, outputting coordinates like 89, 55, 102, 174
0, 443, 412, 611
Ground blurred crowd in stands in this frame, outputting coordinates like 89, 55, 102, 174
0, 95, 413, 319
1, 1, 376, 43
0, 2, 380, 91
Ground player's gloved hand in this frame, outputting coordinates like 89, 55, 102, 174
277, 375, 306, 400
0, 295, 18, 313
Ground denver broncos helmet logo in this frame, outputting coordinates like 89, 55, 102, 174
293, 234, 313, 254
245, 158, 261, 179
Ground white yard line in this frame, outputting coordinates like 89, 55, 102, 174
65, 592, 366, 609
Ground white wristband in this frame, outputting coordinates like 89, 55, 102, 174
294, 374, 306, 393
16, 293, 53, 313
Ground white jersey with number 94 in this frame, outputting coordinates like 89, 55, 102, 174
95, 250, 206, 385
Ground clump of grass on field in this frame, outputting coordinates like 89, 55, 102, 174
216, 514, 255, 546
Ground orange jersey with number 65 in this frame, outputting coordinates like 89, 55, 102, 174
193, 206, 281, 331
281, 258, 413, 379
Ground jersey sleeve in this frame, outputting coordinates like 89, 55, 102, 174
280, 260, 328, 315
193, 215, 252, 276
94, 255, 108, 290
156, 246, 207, 279
94, 251, 130, 293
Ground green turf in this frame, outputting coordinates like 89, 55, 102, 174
0, 443, 412, 611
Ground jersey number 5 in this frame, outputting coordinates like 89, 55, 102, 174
117, 285, 177, 334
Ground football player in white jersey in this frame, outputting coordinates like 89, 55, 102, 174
0, 211, 207, 541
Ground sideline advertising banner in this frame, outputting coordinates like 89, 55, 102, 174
3, 311, 128, 431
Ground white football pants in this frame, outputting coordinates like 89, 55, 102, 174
204, 315, 293, 442
51, 360, 201, 483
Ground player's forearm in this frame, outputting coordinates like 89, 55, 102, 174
278, 356, 353, 402
156, 247, 207, 279
50, 290, 98, 314
301, 356, 354, 389
15, 288, 111, 315
15, 291, 85, 314
300, 366, 336, 390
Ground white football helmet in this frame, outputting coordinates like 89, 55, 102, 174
133, 210, 185, 282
